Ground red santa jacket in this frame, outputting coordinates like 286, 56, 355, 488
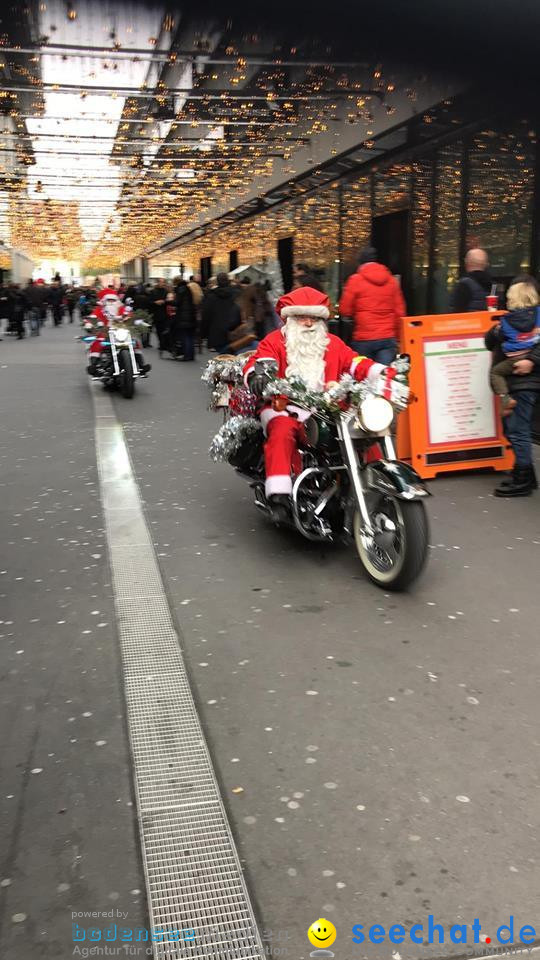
243, 329, 383, 386
88, 301, 131, 354
93, 303, 129, 326
339, 262, 406, 341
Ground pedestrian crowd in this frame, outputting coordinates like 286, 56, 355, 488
0, 244, 538, 497
0, 274, 80, 339
123, 272, 277, 361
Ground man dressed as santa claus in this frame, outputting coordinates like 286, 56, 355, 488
243, 286, 399, 516
87, 288, 150, 376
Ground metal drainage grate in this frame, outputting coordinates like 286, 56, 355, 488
93, 389, 264, 960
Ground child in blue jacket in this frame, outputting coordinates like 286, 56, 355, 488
490, 282, 540, 413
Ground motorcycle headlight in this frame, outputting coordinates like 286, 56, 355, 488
114, 328, 130, 344
358, 395, 394, 433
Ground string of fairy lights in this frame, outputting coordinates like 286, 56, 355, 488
0, 1, 398, 271
0, 5, 536, 279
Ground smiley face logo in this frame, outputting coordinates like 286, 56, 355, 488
307, 918, 337, 949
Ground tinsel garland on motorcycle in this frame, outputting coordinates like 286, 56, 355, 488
263, 371, 409, 414
201, 355, 247, 410
79, 316, 150, 340
209, 416, 263, 462
202, 354, 410, 412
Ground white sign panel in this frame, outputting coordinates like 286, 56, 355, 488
423, 336, 496, 445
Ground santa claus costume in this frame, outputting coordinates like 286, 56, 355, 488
87, 289, 150, 375
243, 286, 396, 499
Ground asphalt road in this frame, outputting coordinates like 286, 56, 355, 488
0, 326, 147, 960
1, 322, 540, 960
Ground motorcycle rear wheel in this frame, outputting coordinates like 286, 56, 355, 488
119, 350, 135, 399
354, 497, 428, 591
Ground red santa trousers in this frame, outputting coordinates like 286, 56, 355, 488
264, 414, 307, 496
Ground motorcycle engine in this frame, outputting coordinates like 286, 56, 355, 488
97, 353, 114, 379
293, 466, 344, 540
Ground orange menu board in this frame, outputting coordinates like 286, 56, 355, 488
397, 312, 513, 479
423, 334, 497, 446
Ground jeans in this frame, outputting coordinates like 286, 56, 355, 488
180, 331, 195, 361
235, 340, 259, 355
28, 308, 40, 335
502, 390, 537, 466
351, 338, 398, 365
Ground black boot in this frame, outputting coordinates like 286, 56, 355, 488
497, 464, 538, 492
269, 493, 291, 524
494, 465, 534, 497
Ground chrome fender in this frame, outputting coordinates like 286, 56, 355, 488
365, 460, 430, 501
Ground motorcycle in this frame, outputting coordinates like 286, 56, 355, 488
204, 356, 430, 591
82, 320, 148, 398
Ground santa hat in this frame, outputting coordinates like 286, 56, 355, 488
276, 285, 330, 320
98, 287, 119, 302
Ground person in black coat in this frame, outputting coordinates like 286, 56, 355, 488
172, 278, 196, 361
0, 283, 13, 335
48, 280, 64, 326
10, 285, 26, 339
201, 273, 242, 352
150, 279, 169, 352
451, 248, 493, 312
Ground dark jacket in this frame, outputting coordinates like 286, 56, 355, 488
296, 273, 325, 293
10, 287, 26, 316
48, 283, 64, 306
151, 285, 168, 324
236, 282, 276, 340
0, 287, 13, 320
126, 284, 151, 313
24, 283, 47, 309
65, 286, 78, 306
485, 321, 540, 393
201, 286, 242, 349
451, 271, 492, 312
174, 281, 196, 331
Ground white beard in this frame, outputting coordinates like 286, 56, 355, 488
103, 300, 121, 320
284, 319, 329, 390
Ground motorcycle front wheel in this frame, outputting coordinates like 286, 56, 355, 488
118, 350, 135, 399
354, 497, 429, 591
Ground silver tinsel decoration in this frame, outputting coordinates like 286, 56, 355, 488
209, 417, 262, 462
202, 356, 248, 410
202, 356, 245, 386
263, 369, 410, 414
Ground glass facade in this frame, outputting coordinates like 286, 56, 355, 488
341, 176, 371, 278
411, 158, 433, 315
467, 126, 535, 278
432, 142, 462, 312
166, 120, 539, 316
374, 162, 411, 217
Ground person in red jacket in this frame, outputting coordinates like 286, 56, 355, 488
339, 247, 406, 364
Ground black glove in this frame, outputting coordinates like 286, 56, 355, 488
248, 372, 269, 397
